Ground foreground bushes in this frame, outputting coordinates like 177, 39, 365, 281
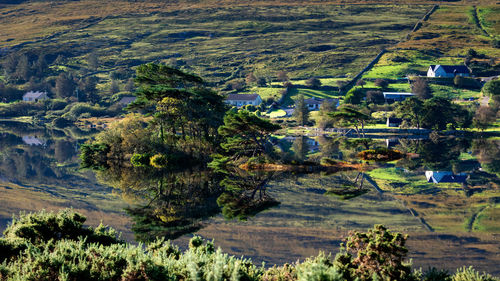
0, 210, 498, 281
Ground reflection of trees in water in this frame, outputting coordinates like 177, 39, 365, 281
325, 171, 371, 200
217, 169, 279, 221
396, 138, 469, 171
0, 125, 80, 184
96, 167, 222, 242
472, 139, 500, 178
95, 166, 280, 242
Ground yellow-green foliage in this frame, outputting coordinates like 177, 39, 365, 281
1, 210, 498, 281
150, 153, 169, 168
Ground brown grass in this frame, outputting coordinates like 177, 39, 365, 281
0, 0, 497, 48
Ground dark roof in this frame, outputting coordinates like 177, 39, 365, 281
383, 92, 414, 97
304, 97, 338, 105
387, 117, 402, 123
226, 94, 260, 101
430, 65, 470, 74
425, 171, 467, 183
23, 91, 47, 99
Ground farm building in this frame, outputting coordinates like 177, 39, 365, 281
425, 171, 467, 184
427, 65, 471, 78
386, 117, 403, 127
225, 94, 262, 107
22, 91, 49, 102
304, 97, 339, 110
22, 136, 46, 146
383, 92, 415, 102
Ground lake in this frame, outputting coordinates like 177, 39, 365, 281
0, 121, 499, 274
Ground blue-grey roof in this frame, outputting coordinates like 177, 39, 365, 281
226, 94, 260, 101
430, 65, 470, 74
425, 171, 467, 183
23, 91, 47, 99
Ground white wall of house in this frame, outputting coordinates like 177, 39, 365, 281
226, 96, 262, 107
22, 92, 49, 102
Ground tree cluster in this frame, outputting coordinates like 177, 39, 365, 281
395, 97, 474, 130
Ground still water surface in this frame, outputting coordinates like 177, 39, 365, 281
0, 121, 499, 274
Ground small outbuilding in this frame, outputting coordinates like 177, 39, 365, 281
383, 92, 415, 102
303, 97, 340, 111
22, 91, 49, 102
427, 65, 471, 78
225, 94, 262, 107
386, 117, 403, 127
22, 136, 46, 146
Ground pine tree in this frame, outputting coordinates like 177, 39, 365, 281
293, 94, 309, 126
55, 73, 76, 99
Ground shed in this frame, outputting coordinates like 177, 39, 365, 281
22, 91, 49, 102
386, 117, 403, 127
383, 92, 415, 102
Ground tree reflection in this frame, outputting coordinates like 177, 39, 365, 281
326, 171, 370, 200
217, 168, 279, 221
472, 139, 500, 177
95, 165, 280, 242
396, 137, 468, 171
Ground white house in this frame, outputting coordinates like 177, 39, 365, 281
22, 136, 46, 146
225, 94, 262, 107
383, 92, 415, 102
22, 91, 49, 102
304, 97, 340, 111
427, 65, 471, 78
425, 171, 467, 183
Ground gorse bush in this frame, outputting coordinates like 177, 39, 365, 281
0, 210, 498, 281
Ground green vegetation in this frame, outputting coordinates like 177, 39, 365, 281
366, 5, 499, 81
1, 209, 498, 281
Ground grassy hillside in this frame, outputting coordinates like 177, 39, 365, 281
364, 5, 500, 80
0, 1, 431, 86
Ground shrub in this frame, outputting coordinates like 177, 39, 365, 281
3, 210, 121, 247
335, 224, 416, 281
358, 148, 404, 161
61, 102, 108, 121
374, 78, 389, 89
454, 76, 481, 89
0, 210, 497, 281
366, 90, 384, 104
344, 88, 365, 105
482, 79, 500, 97
421, 267, 451, 281
130, 153, 152, 167
306, 77, 322, 89
452, 266, 499, 281
245, 104, 257, 111
150, 153, 169, 168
